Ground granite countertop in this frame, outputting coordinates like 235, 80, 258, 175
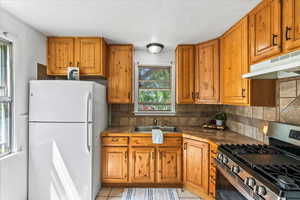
101, 126, 263, 146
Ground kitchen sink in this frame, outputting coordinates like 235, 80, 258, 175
134, 126, 181, 132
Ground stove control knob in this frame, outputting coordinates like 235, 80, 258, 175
255, 185, 267, 196
244, 177, 256, 188
231, 166, 240, 174
222, 157, 229, 164
217, 153, 223, 161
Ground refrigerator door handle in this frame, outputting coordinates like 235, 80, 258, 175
86, 92, 92, 152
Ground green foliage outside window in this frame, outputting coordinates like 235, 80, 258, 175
138, 66, 172, 111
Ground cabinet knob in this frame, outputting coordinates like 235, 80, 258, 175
241, 88, 246, 98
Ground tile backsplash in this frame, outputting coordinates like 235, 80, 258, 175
110, 78, 300, 143
220, 78, 300, 143
110, 104, 220, 127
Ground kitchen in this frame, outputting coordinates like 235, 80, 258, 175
0, 0, 300, 200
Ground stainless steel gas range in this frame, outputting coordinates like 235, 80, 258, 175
216, 122, 300, 200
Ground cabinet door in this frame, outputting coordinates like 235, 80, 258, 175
47, 37, 74, 75
102, 147, 128, 183
183, 139, 209, 195
283, 0, 300, 51
157, 147, 182, 184
130, 147, 155, 183
108, 45, 133, 104
176, 45, 195, 104
221, 17, 249, 105
75, 37, 106, 76
195, 40, 220, 104
249, 0, 281, 63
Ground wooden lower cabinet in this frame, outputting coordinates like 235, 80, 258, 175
183, 139, 210, 199
157, 147, 182, 184
130, 147, 155, 183
209, 143, 218, 199
101, 136, 183, 185
102, 147, 128, 183
101, 135, 217, 199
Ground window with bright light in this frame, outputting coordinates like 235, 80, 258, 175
0, 39, 12, 157
134, 65, 175, 115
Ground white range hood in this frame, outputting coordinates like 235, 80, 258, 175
243, 50, 300, 79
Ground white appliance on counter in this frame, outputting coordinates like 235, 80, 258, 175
28, 80, 107, 200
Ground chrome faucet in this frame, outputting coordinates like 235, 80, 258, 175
153, 119, 158, 126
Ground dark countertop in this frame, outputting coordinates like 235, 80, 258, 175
101, 126, 263, 146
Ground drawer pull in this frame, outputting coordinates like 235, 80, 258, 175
112, 138, 119, 142
272, 34, 278, 46
286, 27, 292, 41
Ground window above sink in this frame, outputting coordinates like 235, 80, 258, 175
134, 65, 176, 116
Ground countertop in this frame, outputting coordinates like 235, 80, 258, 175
101, 126, 263, 146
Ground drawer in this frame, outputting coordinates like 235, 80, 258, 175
130, 137, 153, 146
159, 137, 182, 147
102, 137, 129, 146
130, 137, 182, 147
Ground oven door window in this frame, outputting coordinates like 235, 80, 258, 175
217, 169, 248, 200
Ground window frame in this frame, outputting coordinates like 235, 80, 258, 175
0, 37, 13, 158
134, 63, 176, 116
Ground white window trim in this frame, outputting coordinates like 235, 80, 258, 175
0, 35, 14, 158
134, 63, 176, 116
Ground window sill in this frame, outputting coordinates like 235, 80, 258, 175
134, 111, 176, 116
0, 150, 23, 161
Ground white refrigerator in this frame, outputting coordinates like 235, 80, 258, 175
28, 80, 107, 200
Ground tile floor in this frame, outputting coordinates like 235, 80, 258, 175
96, 187, 202, 200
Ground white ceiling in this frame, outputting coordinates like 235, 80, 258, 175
0, 0, 260, 50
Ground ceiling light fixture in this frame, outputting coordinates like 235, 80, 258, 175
146, 43, 164, 54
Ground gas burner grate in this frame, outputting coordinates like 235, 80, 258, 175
222, 144, 282, 155
257, 165, 300, 190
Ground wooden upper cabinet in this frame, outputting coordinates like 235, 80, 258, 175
47, 37, 107, 76
221, 17, 250, 105
108, 45, 133, 104
183, 139, 209, 196
176, 45, 195, 104
157, 147, 182, 184
283, 0, 300, 51
130, 147, 155, 183
195, 40, 220, 104
249, 0, 282, 64
102, 147, 128, 183
75, 37, 107, 76
47, 37, 74, 75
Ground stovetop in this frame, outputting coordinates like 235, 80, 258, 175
257, 164, 300, 190
222, 144, 282, 155
219, 143, 300, 193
